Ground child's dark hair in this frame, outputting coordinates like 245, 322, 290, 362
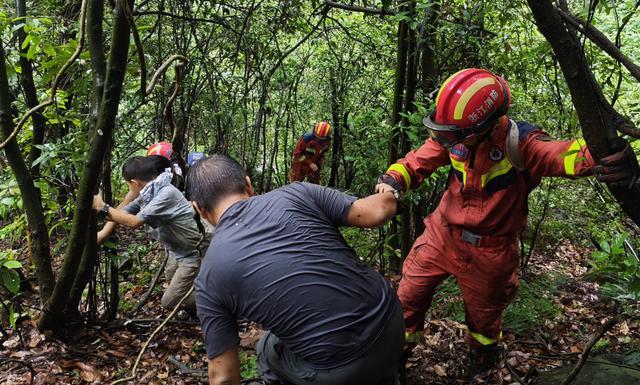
122, 155, 171, 182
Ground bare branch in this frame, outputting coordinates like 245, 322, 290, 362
0, 0, 88, 150
324, 0, 397, 16
145, 54, 188, 95
132, 10, 229, 28
557, 8, 640, 83
561, 316, 621, 385
119, 0, 146, 97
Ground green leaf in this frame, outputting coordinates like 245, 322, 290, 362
26, 42, 37, 60
1, 269, 20, 294
3, 260, 22, 269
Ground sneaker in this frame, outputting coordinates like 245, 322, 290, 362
467, 343, 504, 381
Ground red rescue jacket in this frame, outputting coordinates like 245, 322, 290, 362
386, 119, 595, 236
290, 132, 331, 181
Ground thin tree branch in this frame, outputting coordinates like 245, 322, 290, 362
557, 8, 640, 83
119, 0, 146, 97
145, 54, 188, 95
0, 0, 87, 151
560, 316, 622, 385
110, 286, 194, 385
132, 10, 229, 28
324, 0, 397, 16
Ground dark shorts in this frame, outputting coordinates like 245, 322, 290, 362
256, 299, 404, 385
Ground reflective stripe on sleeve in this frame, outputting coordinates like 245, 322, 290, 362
387, 163, 412, 191
563, 139, 586, 176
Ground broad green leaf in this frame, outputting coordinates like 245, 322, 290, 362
1, 269, 20, 294
3, 260, 22, 269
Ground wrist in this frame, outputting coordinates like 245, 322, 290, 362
97, 204, 110, 219
387, 189, 404, 215
377, 174, 404, 192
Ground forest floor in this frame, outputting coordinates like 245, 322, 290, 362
1, 239, 639, 385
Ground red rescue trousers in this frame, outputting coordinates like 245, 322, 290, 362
397, 210, 519, 348
290, 162, 321, 184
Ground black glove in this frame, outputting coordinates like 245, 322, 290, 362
594, 143, 639, 189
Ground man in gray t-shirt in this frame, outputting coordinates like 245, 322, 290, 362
189, 154, 404, 385
93, 155, 209, 312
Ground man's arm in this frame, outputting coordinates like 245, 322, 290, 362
96, 190, 139, 244
347, 191, 398, 228
207, 347, 241, 385
93, 193, 144, 230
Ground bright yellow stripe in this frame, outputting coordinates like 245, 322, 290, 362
405, 330, 424, 343
481, 158, 512, 188
470, 331, 501, 346
449, 156, 467, 185
563, 139, 586, 176
387, 163, 411, 191
453, 77, 495, 120
436, 69, 466, 105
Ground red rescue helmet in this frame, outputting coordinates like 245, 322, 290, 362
313, 121, 332, 138
146, 141, 173, 159
423, 68, 511, 147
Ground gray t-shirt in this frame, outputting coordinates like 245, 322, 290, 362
124, 184, 202, 259
195, 182, 396, 369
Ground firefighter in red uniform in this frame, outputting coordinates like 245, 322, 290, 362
290, 121, 332, 184
375, 68, 637, 379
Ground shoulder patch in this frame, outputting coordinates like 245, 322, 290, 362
302, 132, 314, 141
515, 121, 539, 143
450, 144, 469, 160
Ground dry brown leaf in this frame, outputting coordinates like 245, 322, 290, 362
434, 364, 446, 377
77, 362, 103, 383
139, 369, 157, 383
620, 321, 630, 335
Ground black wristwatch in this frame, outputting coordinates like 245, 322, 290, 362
97, 204, 110, 219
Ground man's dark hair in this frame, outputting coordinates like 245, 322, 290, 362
122, 155, 170, 182
188, 154, 247, 212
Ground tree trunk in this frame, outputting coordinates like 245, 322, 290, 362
0, 42, 55, 305
399, 4, 418, 260
387, 7, 410, 274
38, 0, 134, 331
329, 71, 343, 188
528, 0, 640, 225
66, 0, 106, 319
16, 0, 47, 178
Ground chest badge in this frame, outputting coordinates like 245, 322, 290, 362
489, 145, 503, 161
451, 144, 469, 160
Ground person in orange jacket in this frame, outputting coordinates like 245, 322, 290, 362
375, 68, 637, 379
290, 121, 332, 184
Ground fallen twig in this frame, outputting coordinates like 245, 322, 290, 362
504, 353, 528, 385
560, 315, 622, 385
110, 286, 194, 385
0, 358, 35, 385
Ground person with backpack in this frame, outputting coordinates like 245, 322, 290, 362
93, 155, 209, 313
375, 68, 637, 379
290, 121, 332, 184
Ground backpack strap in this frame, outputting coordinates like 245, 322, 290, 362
505, 119, 525, 172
